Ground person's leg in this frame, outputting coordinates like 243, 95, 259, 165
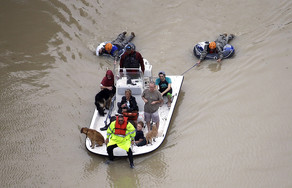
146, 121, 151, 132
121, 32, 135, 47
152, 111, 160, 130
112, 32, 126, 48
125, 32, 135, 43
113, 32, 125, 42
136, 138, 146, 146
107, 144, 118, 161
127, 148, 134, 168
216, 34, 228, 47
217, 34, 234, 52
227, 34, 234, 43
167, 92, 172, 107
155, 121, 159, 131
219, 33, 234, 46
117, 102, 123, 114
144, 112, 151, 132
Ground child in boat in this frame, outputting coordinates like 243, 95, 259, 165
134, 121, 146, 147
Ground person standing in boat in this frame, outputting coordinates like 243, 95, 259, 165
105, 114, 136, 168
97, 31, 135, 64
155, 71, 172, 108
100, 70, 115, 91
141, 81, 163, 132
198, 33, 235, 65
120, 44, 145, 73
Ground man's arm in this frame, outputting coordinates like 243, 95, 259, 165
120, 54, 125, 69
217, 46, 223, 62
112, 50, 119, 64
100, 84, 113, 90
161, 83, 171, 96
137, 53, 145, 73
198, 45, 208, 64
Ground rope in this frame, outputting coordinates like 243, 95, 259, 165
181, 63, 198, 75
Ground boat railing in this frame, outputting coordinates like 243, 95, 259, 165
115, 67, 144, 94
113, 67, 145, 115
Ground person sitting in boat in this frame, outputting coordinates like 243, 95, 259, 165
97, 31, 135, 64
100, 70, 115, 91
120, 44, 145, 74
155, 71, 172, 108
117, 89, 139, 124
141, 81, 163, 132
105, 114, 136, 168
134, 121, 146, 147
198, 33, 235, 65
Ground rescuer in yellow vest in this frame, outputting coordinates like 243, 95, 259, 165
105, 114, 136, 168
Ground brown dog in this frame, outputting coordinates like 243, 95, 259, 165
81, 127, 105, 149
145, 123, 158, 145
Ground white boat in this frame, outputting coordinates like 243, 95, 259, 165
85, 59, 184, 156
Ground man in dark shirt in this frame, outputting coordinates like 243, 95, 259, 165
120, 44, 145, 73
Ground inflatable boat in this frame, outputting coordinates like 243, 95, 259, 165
96, 42, 135, 59
193, 41, 235, 60
84, 60, 184, 156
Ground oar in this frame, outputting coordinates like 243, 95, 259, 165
181, 63, 198, 75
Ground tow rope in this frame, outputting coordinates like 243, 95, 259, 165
181, 63, 198, 75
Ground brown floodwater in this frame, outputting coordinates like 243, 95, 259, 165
1, 0, 292, 187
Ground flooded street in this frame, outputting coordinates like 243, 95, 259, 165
1, 0, 292, 187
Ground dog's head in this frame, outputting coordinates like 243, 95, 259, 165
80, 127, 89, 134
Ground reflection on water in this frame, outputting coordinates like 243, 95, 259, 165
208, 62, 222, 72
105, 152, 168, 187
106, 160, 138, 187
1, 0, 292, 187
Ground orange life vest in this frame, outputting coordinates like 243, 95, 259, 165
114, 116, 128, 135
122, 111, 138, 120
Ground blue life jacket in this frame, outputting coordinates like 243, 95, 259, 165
110, 45, 119, 56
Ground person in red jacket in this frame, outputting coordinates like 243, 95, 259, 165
100, 70, 114, 90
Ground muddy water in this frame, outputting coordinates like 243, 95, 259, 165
1, 0, 292, 187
